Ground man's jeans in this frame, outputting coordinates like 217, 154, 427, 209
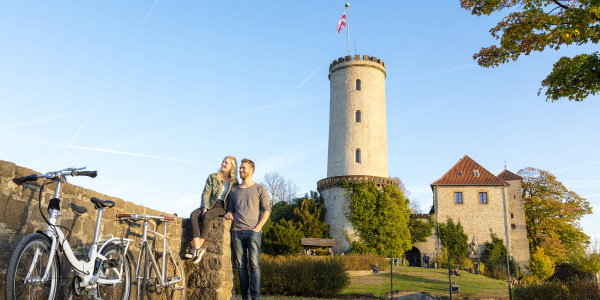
232, 230, 261, 300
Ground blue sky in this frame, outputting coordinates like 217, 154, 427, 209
1, 1, 598, 240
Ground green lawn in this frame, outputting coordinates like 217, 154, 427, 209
341, 267, 510, 299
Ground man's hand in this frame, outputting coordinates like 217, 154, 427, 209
252, 226, 261, 233
224, 212, 234, 220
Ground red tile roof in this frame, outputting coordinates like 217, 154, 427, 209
431, 155, 507, 186
497, 169, 522, 180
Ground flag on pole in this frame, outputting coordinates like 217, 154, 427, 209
337, 11, 346, 35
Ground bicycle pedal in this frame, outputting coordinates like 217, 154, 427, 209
102, 259, 117, 268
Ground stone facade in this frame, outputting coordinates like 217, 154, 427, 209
503, 177, 531, 267
327, 55, 388, 178
321, 55, 396, 253
0, 159, 234, 300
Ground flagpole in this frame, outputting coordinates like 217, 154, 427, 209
346, 1, 350, 56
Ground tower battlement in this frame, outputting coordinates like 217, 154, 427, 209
329, 55, 386, 79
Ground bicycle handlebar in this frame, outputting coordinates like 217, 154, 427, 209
12, 168, 97, 186
116, 213, 176, 222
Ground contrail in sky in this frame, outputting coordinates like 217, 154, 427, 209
55, 110, 92, 168
0, 113, 72, 130
389, 64, 477, 83
553, 161, 600, 173
298, 64, 322, 87
69, 145, 210, 165
127, 93, 327, 140
138, 0, 159, 32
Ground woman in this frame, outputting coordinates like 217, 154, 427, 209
186, 155, 238, 263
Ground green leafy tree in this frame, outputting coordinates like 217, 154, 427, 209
408, 215, 435, 244
528, 250, 556, 280
262, 219, 305, 256
460, 0, 600, 101
270, 200, 295, 223
519, 167, 592, 261
294, 191, 329, 238
437, 218, 469, 265
345, 181, 412, 256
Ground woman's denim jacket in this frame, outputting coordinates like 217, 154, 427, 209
200, 173, 238, 210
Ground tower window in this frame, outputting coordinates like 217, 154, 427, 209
455, 192, 463, 204
356, 110, 361, 122
511, 213, 514, 219
356, 79, 361, 90
355, 148, 361, 163
479, 192, 488, 204
511, 224, 516, 229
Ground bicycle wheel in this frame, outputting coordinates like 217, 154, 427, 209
136, 242, 150, 300
97, 244, 132, 300
5, 233, 59, 300
159, 251, 185, 300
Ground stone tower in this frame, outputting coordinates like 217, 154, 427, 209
317, 55, 399, 252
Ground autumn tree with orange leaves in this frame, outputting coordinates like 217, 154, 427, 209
460, 0, 600, 101
518, 167, 592, 264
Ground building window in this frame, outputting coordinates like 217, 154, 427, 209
457, 170, 462, 177
356, 110, 361, 122
355, 148, 361, 163
511, 224, 516, 229
473, 170, 480, 177
356, 79, 361, 90
479, 192, 488, 204
511, 213, 514, 219
455, 192, 463, 204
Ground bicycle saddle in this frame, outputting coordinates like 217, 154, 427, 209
90, 197, 115, 209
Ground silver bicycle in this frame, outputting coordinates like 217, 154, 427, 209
6, 167, 133, 300
116, 213, 185, 300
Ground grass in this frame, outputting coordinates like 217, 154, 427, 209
234, 266, 511, 299
341, 266, 511, 299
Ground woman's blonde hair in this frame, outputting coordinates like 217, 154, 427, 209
217, 155, 238, 182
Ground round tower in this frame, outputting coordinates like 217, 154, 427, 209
318, 55, 399, 252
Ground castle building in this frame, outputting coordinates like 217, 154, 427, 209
317, 55, 399, 253
413, 155, 530, 267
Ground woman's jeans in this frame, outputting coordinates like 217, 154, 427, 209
232, 230, 261, 300
190, 200, 226, 240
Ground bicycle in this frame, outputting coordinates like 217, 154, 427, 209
116, 213, 185, 300
6, 167, 133, 300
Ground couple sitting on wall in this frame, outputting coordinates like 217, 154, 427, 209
185, 156, 271, 300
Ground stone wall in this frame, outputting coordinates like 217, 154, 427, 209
322, 187, 354, 253
504, 178, 530, 267
0, 160, 234, 300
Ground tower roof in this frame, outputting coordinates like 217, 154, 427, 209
497, 169, 522, 180
431, 155, 507, 186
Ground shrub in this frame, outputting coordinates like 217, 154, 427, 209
528, 251, 555, 280
513, 280, 600, 300
259, 255, 349, 297
337, 253, 388, 271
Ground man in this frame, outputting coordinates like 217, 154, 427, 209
225, 158, 270, 300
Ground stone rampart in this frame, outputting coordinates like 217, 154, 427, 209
0, 159, 234, 300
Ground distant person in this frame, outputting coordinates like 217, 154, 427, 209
225, 158, 271, 300
395, 256, 399, 266
372, 263, 379, 275
451, 281, 460, 293
186, 156, 238, 263
401, 253, 406, 266
425, 255, 430, 268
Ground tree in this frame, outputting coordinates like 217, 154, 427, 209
437, 218, 469, 265
262, 171, 300, 206
460, 0, 600, 101
344, 181, 412, 256
293, 191, 329, 238
518, 167, 592, 261
528, 250, 556, 280
408, 215, 435, 244
262, 219, 305, 256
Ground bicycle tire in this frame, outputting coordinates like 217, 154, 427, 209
136, 242, 149, 300
160, 250, 186, 300
5, 233, 59, 300
97, 244, 132, 300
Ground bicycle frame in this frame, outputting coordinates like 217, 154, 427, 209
24, 170, 132, 289
121, 214, 182, 288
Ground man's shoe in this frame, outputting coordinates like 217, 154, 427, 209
193, 248, 205, 264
